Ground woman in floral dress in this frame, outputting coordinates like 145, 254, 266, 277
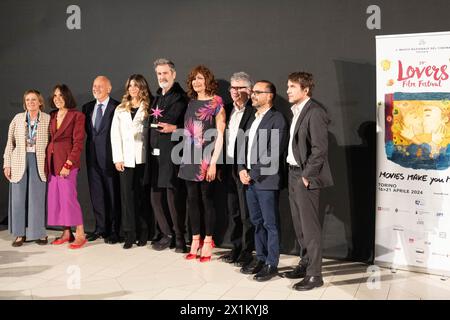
179, 65, 226, 262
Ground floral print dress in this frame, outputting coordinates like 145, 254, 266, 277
178, 95, 224, 182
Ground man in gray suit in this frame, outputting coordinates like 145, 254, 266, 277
283, 72, 333, 291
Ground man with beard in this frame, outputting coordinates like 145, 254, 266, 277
147, 58, 188, 252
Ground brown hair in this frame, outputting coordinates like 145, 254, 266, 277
23, 89, 45, 111
186, 65, 218, 99
288, 72, 315, 97
50, 84, 77, 109
118, 74, 153, 116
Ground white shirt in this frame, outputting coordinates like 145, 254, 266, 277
287, 97, 310, 166
92, 97, 110, 127
247, 107, 270, 170
226, 102, 246, 159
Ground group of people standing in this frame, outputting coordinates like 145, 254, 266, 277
3, 58, 333, 291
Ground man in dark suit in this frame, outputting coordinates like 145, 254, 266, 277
82, 76, 121, 244
238, 80, 288, 282
283, 72, 333, 291
220, 72, 255, 267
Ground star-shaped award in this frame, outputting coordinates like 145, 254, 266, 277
150, 106, 164, 119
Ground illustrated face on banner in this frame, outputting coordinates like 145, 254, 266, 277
386, 94, 450, 169
423, 105, 448, 134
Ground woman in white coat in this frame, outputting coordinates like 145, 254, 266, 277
111, 74, 153, 249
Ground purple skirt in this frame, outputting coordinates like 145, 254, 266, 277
47, 168, 83, 227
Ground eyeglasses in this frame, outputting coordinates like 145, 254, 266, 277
229, 86, 249, 91
251, 90, 272, 95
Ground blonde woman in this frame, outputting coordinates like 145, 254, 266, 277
111, 74, 153, 249
3, 90, 50, 246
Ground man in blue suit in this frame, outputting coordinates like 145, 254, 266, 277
82, 76, 121, 243
238, 80, 288, 282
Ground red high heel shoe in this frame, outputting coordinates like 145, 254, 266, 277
51, 233, 75, 245
199, 240, 215, 263
69, 238, 87, 249
185, 238, 204, 260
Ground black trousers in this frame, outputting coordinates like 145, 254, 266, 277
119, 164, 148, 241
87, 161, 120, 236
226, 165, 254, 254
151, 186, 186, 239
185, 180, 215, 236
288, 168, 322, 276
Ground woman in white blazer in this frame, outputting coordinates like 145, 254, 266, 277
111, 74, 153, 249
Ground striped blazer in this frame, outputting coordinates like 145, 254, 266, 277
3, 111, 50, 183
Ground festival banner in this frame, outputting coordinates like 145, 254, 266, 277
375, 32, 450, 275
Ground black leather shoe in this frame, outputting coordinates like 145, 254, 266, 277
137, 229, 148, 247
123, 240, 134, 249
220, 250, 240, 263
151, 233, 163, 245
123, 234, 135, 249
284, 264, 307, 279
152, 234, 173, 251
137, 239, 147, 247
240, 259, 265, 275
254, 265, 278, 282
234, 252, 254, 267
174, 238, 188, 253
293, 276, 324, 291
86, 232, 103, 242
169, 235, 176, 249
35, 236, 48, 245
105, 233, 119, 244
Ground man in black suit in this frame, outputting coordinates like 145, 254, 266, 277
147, 58, 188, 252
82, 76, 121, 243
283, 72, 333, 290
220, 72, 255, 267
238, 80, 288, 282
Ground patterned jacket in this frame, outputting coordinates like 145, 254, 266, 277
3, 111, 50, 182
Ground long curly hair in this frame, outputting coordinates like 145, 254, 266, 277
119, 74, 153, 116
186, 65, 218, 99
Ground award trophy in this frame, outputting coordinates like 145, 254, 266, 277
150, 105, 164, 129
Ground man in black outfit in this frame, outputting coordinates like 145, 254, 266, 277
147, 58, 188, 252
220, 72, 255, 267
283, 72, 333, 290
82, 76, 121, 244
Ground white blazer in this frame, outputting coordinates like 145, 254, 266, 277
111, 103, 148, 167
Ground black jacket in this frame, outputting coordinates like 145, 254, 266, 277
146, 82, 188, 188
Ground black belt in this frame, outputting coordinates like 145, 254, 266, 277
288, 165, 301, 170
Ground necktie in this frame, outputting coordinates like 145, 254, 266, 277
94, 104, 103, 132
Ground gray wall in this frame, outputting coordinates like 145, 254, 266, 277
1, 0, 449, 262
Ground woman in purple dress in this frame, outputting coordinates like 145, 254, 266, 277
179, 65, 226, 262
